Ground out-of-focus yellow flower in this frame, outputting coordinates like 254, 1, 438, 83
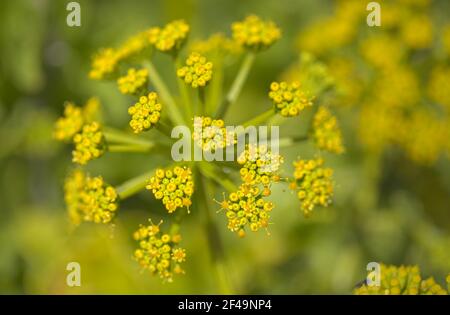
237, 144, 283, 196
327, 57, 363, 107
177, 52, 213, 88
89, 48, 119, 80
72, 122, 105, 165
360, 35, 405, 69
116, 27, 160, 60
290, 157, 334, 217
428, 65, 450, 111
54, 98, 101, 142
232, 15, 281, 51
128, 92, 162, 134
53, 103, 84, 142
155, 20, 190, 53
117, 68, 149, 95
146, 166, 194, 213
268, 81, 313, 117
442, 25, 450, 57
400, 14, 433, 49
64, 170, 118, 225
355, 264, 448, 295
192, 116, 236, 152
133, 220, 186, 282
218, 183, 274, 237
312, 106, 345, 154
190, 33, 242, 58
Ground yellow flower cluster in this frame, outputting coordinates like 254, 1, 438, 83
312, 106, 345, 154
53, 103, 84, 142
72, 122, 105, 165
290, 158, 334, 217
154, 20, 189, 53
190, 33, 242, 58
133, 220, 186, 282
268, 81, 313, 117
237, 145, 283, 196
360, 34, 405, 69
89, 48, 119, 80
117, 27, 160, 60
354, 264, 448, 295
128, 92, 162, 134
117, 68, 149, 95
146, 166, 194, 213
64, 170, 118, 225
218, 184, 274, 238
400, 14, 433, 49
177, 52, 213, 88
232, 15, 281, 51
192, 116, 236, 151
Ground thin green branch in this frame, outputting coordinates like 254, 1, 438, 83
241, 109, 275, 127
116, 169, 156, 200
103, 127, 156, 147
215, 52, 256, 118
199, 162, 238, 193
174, 57, 194, 120
108, 144, 154, 153
143, 60, 186, 126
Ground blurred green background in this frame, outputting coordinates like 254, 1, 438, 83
0, 0, 449, 294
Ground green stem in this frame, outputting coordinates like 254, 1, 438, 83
174, 57, 194, 120
198, 88, 206, 114
108, 144, 154, 153
278, 135, 309, 148
215, 52, 256, 118
103, 127, 156, 147
207, 62, 223, 116
143, 60, 185, 126
241, 109, 275, 127
199, 162, 238, 192
196, 170, 233, 294
116, 170, 156, 200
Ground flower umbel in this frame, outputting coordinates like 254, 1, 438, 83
192, 116, 236, 152
155, 20, 190, 53
53, 102, 84, 142
117, 68, 149, 95
232, 15, 281, 51
312, 106, 345, 154
269, 81, 313, 117
177, 52, 213, 88
290, 157, 334, 217
72, 122, 105, 165
354, 264, 448, 295
89, 48, 119, 80
218, 184, 274, 237
133, 220, 186, 282
146, 166, 194, 213
128, 92, 162, 133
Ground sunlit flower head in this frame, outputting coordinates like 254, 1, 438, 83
133, 219, 186, 282
177, 52, 213, 88
128, 92, 162, 134
312, 106, 345, 154
290, 157, 334, 217
72, 121, 105, 165
232, 15, 281, 51
89, 48, 119, 80
53, 102, 84, 142
117, 68, 149, 95
146, 166, 194, 213
269, 81, 313, 117
155, 20, 190, 53
190, 33, 242, 58
192, 116, 236, 152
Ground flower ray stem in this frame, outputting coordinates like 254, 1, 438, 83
215, 52, 256, 118
199, 161, 238, 193
104, 127, 156, 147
241, 109, 275, 128
174, 57, 194, 120
196, 172, 233, 294
116, 169, 156, 200
108, 144, 154, 153
143, 60, 186, 126
278, 135, 309, 148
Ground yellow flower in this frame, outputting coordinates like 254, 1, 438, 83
290, 157, 334, 217
189, 33, 242, 58
64, 170, 118, 225
53, 103, 84, 142
177, 52, 213, 88
116, 27, 159, 60
155, 20, 190, 53
218, 183, 274, 237
312, 106, 345, 154
117, 68, 149, 95
443, 25, 450, 57
54, 98, 102, 142
232, 15, 281, 51
237, 144, 283, 196
128, 92, 162, 134
146, 166, 194, 213
428, 65, 450, 111
400, 14, 433, 49
89, 48, 119, 80
360, 35, 405, 69
133, 220, 186, 282
192, 116, 236, 152
268, 81, 313, 117
354, 264, 448, 295
72, 122, 105, 165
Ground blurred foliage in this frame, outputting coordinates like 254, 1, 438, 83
0, 0, 449, 294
